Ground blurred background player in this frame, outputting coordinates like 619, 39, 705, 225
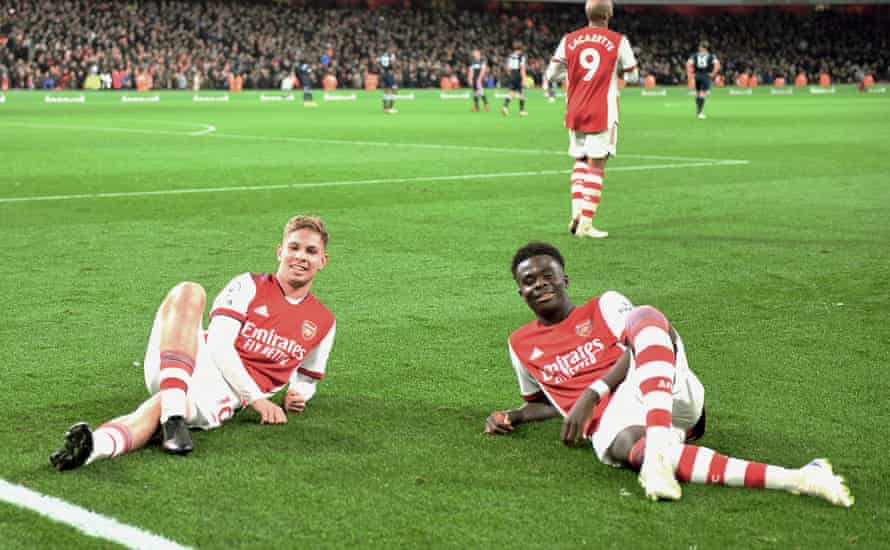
50, 216, 336, 470
687, 42, 720, 119
468, 49, 489, 112
543, 78, 558, 103
298, 59, 317, 107
501, 42, 527, 117
485, 242, 854, 507
545, 0, 639, 239
379, 48, 398, 114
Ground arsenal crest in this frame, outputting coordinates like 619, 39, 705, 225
575, 319, 593, 337
301, 320, 317, 340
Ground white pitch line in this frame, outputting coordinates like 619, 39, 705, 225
0, 121, 746, 163
0, 478, 193, 550
0, 161, 748, 204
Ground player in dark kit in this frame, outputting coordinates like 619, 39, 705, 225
297, 60, 317, 107
686, 42, 720, 119
379, 50, 398, 114
502, 43, 527, 117
468, 49, 489, 112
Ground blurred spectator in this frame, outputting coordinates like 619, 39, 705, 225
0, 1, 886, 90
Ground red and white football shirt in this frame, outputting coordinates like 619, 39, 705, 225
551, 26, 637, 133
210, 272, 335, 394
508, 291, 633, 436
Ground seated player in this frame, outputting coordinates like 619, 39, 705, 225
50, 216, 336, 470
484, 242, 853, 507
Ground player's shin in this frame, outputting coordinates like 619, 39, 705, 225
625, 307, 676, 456
570, 160, 588, 222
87, 423, 135, 464
158, 349, 195, 422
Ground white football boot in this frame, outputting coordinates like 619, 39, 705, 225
790, 459, 854, 508
639, 450, 682, 501
574, 220, 609, 239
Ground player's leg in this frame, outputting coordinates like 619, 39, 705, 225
389, 82, 399, 113
519, 89, 526, 116
303, 83, 316, 106
472, 88, 480, 112
571, 145, 608, 238
568, 150, 589, 233
152, 281, 206, 454
481, 86, 489, 110
502, 87, 513, 115
50, 395, 161, 471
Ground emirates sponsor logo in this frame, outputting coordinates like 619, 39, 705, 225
301, 320, 317, 341
240, 321, 307, 364
540, 338, 605, 384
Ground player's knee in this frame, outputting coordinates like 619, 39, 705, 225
164, 282, 206, 314
624, 305, 670, 341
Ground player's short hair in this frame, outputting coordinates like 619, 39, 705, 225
511, 242, 566, 277
700, 41, 710, 50
283, 215, 329, 248
586, 0, 613, 21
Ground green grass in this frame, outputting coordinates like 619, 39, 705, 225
1, 87, 888, 549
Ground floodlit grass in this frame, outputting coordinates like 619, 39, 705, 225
1, 87, 888, 549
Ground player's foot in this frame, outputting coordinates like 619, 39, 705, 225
548, 97, 556, 103
501, 106, 509, 116
50, 422, 93, 471
519, 111, 528, 117
161, 415, 193, 455
574, 221, 609, 239
697, 112, 707, 119
472, 106, 479, 113
484, 103, 490, 112
639, 449, 682, 501
790, 459, 854, 508
568, 216, 580, 235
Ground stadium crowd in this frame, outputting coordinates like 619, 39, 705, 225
0, 0, 887, 91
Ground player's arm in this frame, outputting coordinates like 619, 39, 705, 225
520, 57, 527, 81
711, 57, 721, 79
284, 322, 336, 414
207, 316, 287, 424
544, 37, 567, 84
479, 62, 487, 87
618, 36, 640, 85
485, 344, 560, 435
686, 57, 695, 78
561, 349, 631, 446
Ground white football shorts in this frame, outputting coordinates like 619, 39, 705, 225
568, 125, 618, 159
592, 336, 705, 466
143, 310, 242, 430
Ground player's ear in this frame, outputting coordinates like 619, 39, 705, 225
319, 252, 328, 270
276, 244, 283, 261
564, 275, 570, 288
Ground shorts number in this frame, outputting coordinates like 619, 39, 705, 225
580, 48, 601, 81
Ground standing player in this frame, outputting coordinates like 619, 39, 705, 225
687, 42, 720, 119
501, 43, 527, 117
484, 242, 854, 507
544, 0, 639, 239
379, 49, 398, 114
468, 49, 490, 112
50, 216, 336, 470
298, 59, 317, 107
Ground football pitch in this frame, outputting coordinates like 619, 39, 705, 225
1, 87, 888, 549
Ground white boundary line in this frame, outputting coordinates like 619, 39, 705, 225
0, 121, 746, 163
0, 161, 748, 204
0, 478, 192, 549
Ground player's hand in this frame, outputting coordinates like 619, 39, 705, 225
484, 411, 514, 435
284, 390, 306, 414
560, 390, 598, 447
251, 398, 288, 424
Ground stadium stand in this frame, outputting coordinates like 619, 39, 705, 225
0, 1, 887, 90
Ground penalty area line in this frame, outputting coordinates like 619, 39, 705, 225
0, 161, 749, 204
0, 478, 193, 550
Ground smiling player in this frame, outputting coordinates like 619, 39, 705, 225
51, 216, 336, 470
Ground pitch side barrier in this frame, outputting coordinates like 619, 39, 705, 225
0, 86, 881, 107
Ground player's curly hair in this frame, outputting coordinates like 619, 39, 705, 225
511, 242, 565, 277
284, 215, 329, 248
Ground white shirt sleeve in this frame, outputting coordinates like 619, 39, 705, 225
288, 322, 336, 401
210, 273, 256, 321
617, 36, 639, 83
545, 36, 567, 83
206, 315, 266, 404
509, 342, 542, 398
598, 291, 635, 340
